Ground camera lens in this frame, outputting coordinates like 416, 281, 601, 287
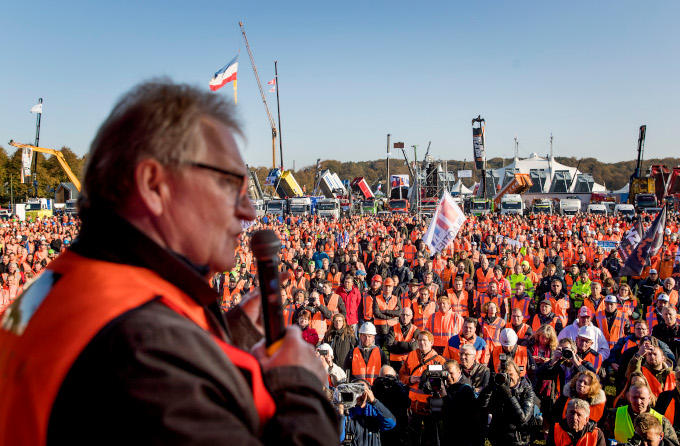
562, 349, 573, 359
494, 373, 507, 385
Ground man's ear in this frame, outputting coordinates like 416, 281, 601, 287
134, 158, 171, 217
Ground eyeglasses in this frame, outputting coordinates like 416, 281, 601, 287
188, 162, 248, 206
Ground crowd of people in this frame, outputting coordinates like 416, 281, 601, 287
216, 210, 680, 445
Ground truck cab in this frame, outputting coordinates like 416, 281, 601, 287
634, 193, 660, 213
317, 198, 340, 219
388, 199, 409, 214
265, 199, 286, 216
586, 203, 607, 215
559, 198, 582, 216
614, 203, 636, 220
500, 194, 524, 215
470, 198, 492, 216
24, 198, 54, 220
361, 198, 377, 215
287, 197, 312, 216
531, 199, 553, 215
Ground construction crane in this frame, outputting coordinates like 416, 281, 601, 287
239, 21, 278, 169
9, 140, 81, 192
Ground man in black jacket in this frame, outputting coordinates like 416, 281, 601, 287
653, 306, 680, 362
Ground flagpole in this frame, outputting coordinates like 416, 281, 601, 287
34, 97, 42, 147
274, 61, 283, 171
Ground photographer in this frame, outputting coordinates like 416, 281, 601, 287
338, 380, 397, 446
479, 358, 537, 446
317, 343, 347, 387
489, 328, 534, 379
538, 337, 593, 403
372, 366, 410, 446
303, 289, 333, 340
441, 360, 482, 446
399, 330, 447, 446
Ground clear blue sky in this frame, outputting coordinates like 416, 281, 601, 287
1, 1, 678, 170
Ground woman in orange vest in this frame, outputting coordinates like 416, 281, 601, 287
478, 302, 506, 349
552, 370, 607, 424
411, 288, 437, 331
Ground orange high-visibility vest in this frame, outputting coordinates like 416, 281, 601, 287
479, 317, 505, 349
491, 345, 529, 377
412, 300, 436, 331
427, 311, 464, 347
389, 324, 417, 362
552, 422, 599, 446
642, 366, 677, 397
545, 293, 570, 328
510, 296, 532, 322
561, 398, 605, 423
373, 294, 399, 327
402, 349, 445, 404
362, 292, 374, 322
508, 322, 531, 341
530, 313, 559, 332
595, 310, 626, 349
446, 289, 469, 317
475, 268, 494, 294
0, 251, 276, 446
351, 346, 381, 385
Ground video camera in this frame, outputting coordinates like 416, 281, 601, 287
332, 383, 366, 411
419, 364, 448, 395
494, 353, 509, 385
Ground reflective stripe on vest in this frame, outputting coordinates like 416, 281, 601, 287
412, 301, 436, 331
511, 296, 532, 321
614, 406, 663, 443
642, 366, 677, 397
404, 350, 445, 403
428, 311, 463, 347
475, 268, 494, 294
351, 346, 381, 385
374, 294, 398, 326
492, 345, 528, 377
480, 317, 505, 347
595, 310, 626, 349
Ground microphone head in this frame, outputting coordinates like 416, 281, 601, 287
251, 229, 282, 259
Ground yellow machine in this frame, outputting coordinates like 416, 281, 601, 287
9, 140, 81, 192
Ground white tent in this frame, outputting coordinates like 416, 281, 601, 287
613, 183, 629, 194
451, 179, 472, 195
491, 153, 606, 193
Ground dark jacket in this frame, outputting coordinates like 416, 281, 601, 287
479, 377, 537, 446
47, 210, 338, 445
371, 376, 410, 446
340, 400, 396, 446
442, 379, 482, 446
653, 322, 680, 362
324, 329, 358, 368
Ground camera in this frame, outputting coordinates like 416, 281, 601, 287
332, 383, 365, 411
318, 349, 330, 356
419, 364, 448, 395
561, 348, 574, 360
494, 353, 508, 385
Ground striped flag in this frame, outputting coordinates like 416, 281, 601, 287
620, 208, 667, 276
423, 191, 466, 254
209, 55, 238, 103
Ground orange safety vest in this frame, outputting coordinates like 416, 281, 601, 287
362, 292, 374, 322
389, 324, 418, 362
428, 311, 464, 347
0, 251, 276, 446
491, 345, 529, 377
412, 300, 436, 331
282, 302, 301, 326
530, 313, 559, 332
373, 294, 399, 327
310, 310, 328, 340
595, 310, 626, 349
507, 322, 530, 341
446, 289, 469, 316
327, 272, 342, 288
475, 268, 494, 294
479, 317, 506, 348
580, 350, 603, 373
552, 422, 600, 446
402, 349, 445, 404
351, 346, 381, 385
510, 296, 532, 322
583, 297, 605, 316
642, 366, 677, 397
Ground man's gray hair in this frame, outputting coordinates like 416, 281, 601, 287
80, 79, 241, 215
460, 344, 476, 356
567, 398, 590, 414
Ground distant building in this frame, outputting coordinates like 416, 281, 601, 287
55, 182, 79, 203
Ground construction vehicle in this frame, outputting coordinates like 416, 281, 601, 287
493, 173, 532, 211
500, 194, 524, 215
614, 203, 636, 220
586, 203, 607, 215
287, 196, 311, 216
559, 198, 582, 216
531, 199, 553, 215
9, 140, 81, 192
320, 170, 346, 198
626, 125, 669, 206
361, 198, 377, 215
351, 177, 374, 200
665, 167, 680, 210
634, 193, 661, 213
317, 198, 340, 219
470, 197, 492, 216
275, 171, 304, 198
265, 199, 286, 216
23, 198, 54, 220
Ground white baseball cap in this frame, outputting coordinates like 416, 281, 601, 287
500, 328, 518, 348
658, 293, 670, 302
577, 325, 596, 341
604, 295, 618, 304
359, 322, 377, 336
650, 269, 658, 274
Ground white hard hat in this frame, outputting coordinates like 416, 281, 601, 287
577, 325, 596, 341
499, 328, 518, 347
359, 322, 377, 336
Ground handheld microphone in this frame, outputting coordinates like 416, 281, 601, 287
251, 229, 285, 355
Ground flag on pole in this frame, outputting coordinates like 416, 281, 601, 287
422, 191, 467, 255
21, 147, 33, 183
620, 207, 667, 276
267, 78, 276, 86
30, 103, 42, 114
617, 218, 643, 263
209, 56, 238, 103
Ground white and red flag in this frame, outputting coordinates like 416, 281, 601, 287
422, 191, 466, 254
209, 55, 238, 102
267, 78, 276, 85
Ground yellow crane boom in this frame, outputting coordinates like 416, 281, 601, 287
8, 140, 81, 192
